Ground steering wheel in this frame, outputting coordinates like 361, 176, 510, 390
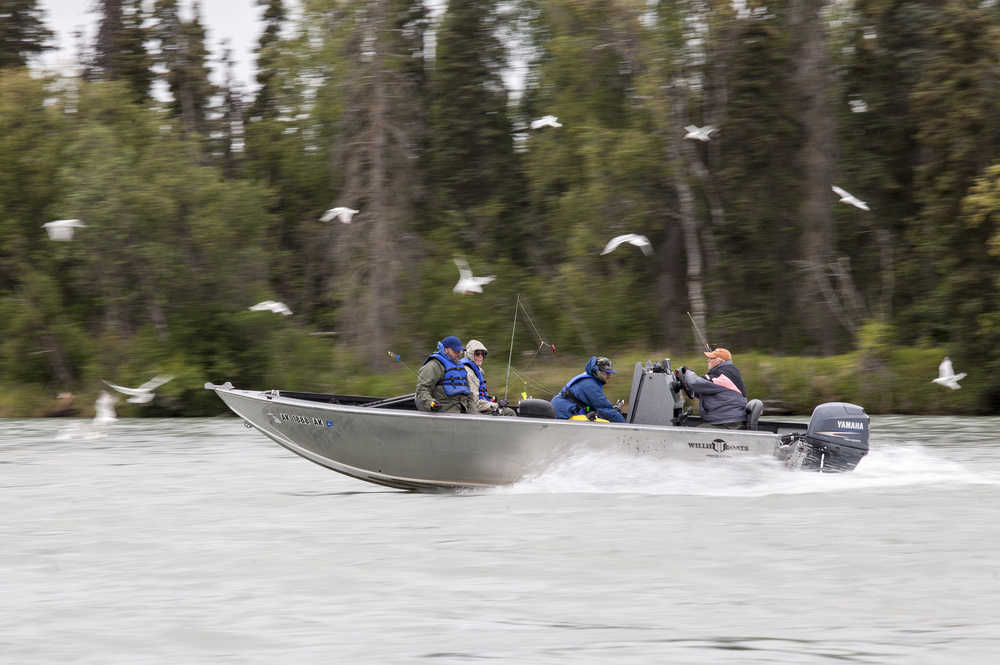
673, 370, 694, 401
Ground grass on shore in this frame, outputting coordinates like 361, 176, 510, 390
1, 345, 981, 417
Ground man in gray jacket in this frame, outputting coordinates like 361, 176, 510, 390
678, 348, 748, 428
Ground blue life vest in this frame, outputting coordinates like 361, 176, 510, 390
556, 372, 593, 414
462, 358, 490, 400
424, 352, 471, 396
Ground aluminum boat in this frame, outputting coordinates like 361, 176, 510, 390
207, 359, 869, 491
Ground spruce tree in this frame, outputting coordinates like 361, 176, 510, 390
427, 0, 516, 251
248, 0, 285, 120
0, 0, 54, 68
153, 0, 216, 137
89, 0, 154, 103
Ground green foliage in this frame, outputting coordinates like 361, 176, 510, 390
4, 2, 1000, 414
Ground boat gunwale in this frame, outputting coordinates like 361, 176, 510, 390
215, 386, 806, 437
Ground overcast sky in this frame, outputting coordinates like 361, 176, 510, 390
37, 0, 270, 91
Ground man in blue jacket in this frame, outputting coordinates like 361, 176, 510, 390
678, 347, 747, 428
551, 356, 626, 422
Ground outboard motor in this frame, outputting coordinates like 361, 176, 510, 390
778, 402, 870, 472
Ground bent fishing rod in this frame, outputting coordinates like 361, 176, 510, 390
686, 311, 712, 352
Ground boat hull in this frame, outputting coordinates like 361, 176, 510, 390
213, 386, 803, 491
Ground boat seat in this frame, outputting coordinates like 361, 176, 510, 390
745, 398, 764, 430
517, 398, 556, 419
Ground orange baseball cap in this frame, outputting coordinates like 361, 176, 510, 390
704, 348, 732, 362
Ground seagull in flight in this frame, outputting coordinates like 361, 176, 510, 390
601, 234, 653, 256
530, 115, 562, 130
832, 185, 870, 211
42, 219, 86, 241
249, 300, 293, 316
453, 257, 495, 294
320, 206, 359, 223
102, 375, 174, 404
93, 390, 118, 426
684, 125, 717, 142
932, 356, 966, 390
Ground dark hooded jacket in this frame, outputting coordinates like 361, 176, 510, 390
681, 360, 748, 425
551, 356, 626, 423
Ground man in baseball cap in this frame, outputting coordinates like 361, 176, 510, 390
415, 335, 476, 413
678, 347, 748, 428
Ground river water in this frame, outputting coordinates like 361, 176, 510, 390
2, 416, 999, 664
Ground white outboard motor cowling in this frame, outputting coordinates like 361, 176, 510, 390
780, 402, 870, 472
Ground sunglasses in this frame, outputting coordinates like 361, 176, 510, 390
474, 350, 487, 357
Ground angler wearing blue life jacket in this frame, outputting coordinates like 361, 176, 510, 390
461, 339, 516, 416
551, 356, 626, 423
416, 336, 476, 414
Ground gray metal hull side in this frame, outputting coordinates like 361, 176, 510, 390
215, 388, 783, 490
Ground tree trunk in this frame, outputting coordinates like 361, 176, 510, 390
666, 84, 709, 350
791, 0, 838, 354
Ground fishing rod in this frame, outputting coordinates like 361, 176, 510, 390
504, 294, 519, 401
504, 295, 560, 400
686, 311, 712, 352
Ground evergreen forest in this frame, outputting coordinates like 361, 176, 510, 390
3, 0, 1000, 416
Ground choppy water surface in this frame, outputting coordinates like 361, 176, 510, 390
3, 416, 999, 664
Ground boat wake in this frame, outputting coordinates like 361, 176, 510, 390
488, 444, 997, 497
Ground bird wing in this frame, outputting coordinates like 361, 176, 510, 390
137, 375, 173, 392
250, 301, 276, 311
832, 185, 850, 199
474, 275, 496, 285
601, 235, 628, 255
951, 372, 967, 382
319, 209, 336, 222
938, 358, 953, 378
102, 380, 148, 397
453, 257, 472, 279
632, 235, 653, 255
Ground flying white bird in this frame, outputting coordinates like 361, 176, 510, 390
42, 219, 86, 241
452, 257, 495, 294
684, 125, 717, 142
249, 300, 293, 316
601, 233, 653, 256
102, 375, 174, 404
530, 115, 562, 130
93, 390, 118, 426
832, 185, 870, 211
931, 356, 966, 390
320, 207, 359, 223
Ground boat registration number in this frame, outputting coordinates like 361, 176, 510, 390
278, 412, 335, 428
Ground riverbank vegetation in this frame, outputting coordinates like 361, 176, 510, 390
2, 1, 1000, 416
